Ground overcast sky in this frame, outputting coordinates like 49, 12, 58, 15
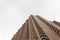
0, 0, 60, 40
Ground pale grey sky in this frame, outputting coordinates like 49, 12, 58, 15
0, 0, 60, 40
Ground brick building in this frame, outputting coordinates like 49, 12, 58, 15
12, 15, 60, 40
